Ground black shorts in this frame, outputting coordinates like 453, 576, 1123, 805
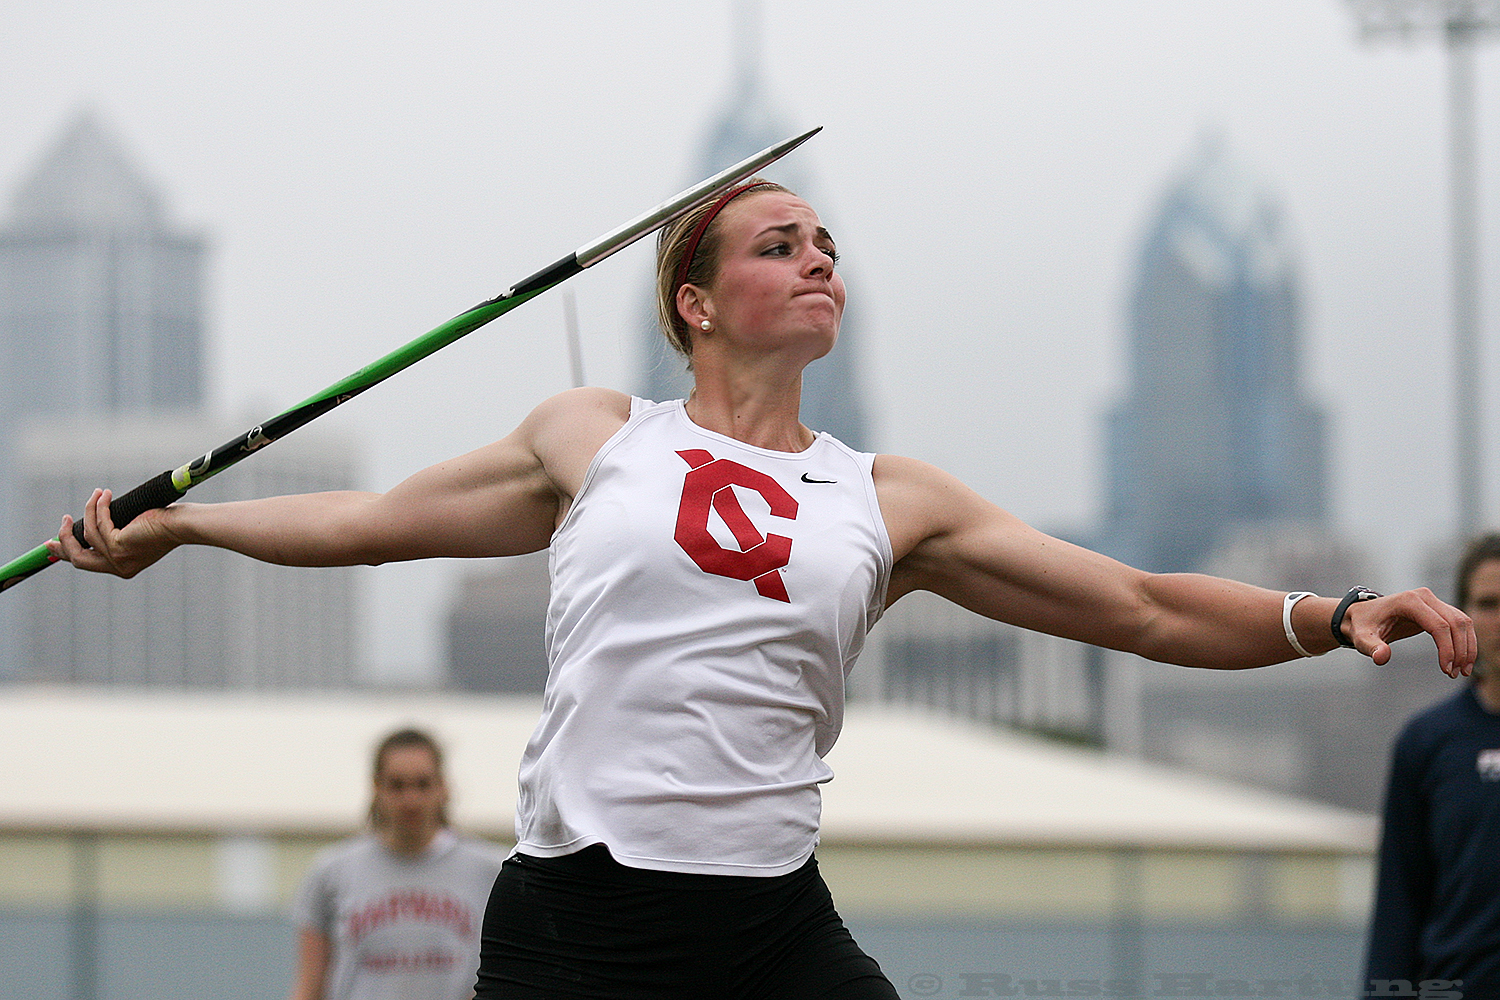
473, 845, 900, 1000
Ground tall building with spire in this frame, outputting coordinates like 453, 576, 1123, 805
1102, 135, 1328, 574
635, 5, 870, 451
0, 110, 358, 687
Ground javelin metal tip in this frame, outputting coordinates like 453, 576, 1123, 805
575, 126, 825, 269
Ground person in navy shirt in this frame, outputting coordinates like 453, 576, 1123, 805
1365, 533, 1500, 992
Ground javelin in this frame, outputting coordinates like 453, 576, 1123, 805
0, 126, 823, 593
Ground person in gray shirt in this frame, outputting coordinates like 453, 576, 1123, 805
288, 728, 505, 1000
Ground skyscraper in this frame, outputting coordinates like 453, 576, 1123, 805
635, 13, 870, 451
0, 109, 205, 421
1089, 138, 1439, 810
0, 110, 358, 687
1103, 134, 1328, 574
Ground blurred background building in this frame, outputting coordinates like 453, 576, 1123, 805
446, 551, 549, 693
0, 110, 358, 688
1102, 133, 1329, 578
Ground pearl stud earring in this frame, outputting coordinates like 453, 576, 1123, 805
700, 320, 713, 331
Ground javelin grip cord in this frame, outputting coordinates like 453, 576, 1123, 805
71, 471, 187, 544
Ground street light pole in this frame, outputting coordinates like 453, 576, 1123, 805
1348, 0, 1499, 538
1448, 14, 1484, 537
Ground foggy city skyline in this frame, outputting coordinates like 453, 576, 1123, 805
4, 2, 1499, 682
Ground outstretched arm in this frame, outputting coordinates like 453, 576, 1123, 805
875, 454, 1474, 676
47, 387, 629, 577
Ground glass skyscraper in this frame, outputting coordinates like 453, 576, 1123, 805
0, 110, 205, 421
635, 51, 870, 451
1103, 136, 1327, 574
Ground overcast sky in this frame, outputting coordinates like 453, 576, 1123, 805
4, 1, 1499, 681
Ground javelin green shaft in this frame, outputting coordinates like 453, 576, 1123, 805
0, 283, 555, 592
280, 284, 555, 429
0, 545, 58, 590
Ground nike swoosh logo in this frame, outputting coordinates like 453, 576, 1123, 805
801, 473, 837, 484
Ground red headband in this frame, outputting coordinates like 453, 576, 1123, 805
673, 181, 763, 296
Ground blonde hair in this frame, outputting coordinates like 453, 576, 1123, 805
654, 178, 793, 364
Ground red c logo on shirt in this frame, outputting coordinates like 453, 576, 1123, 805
674, 449, 797, 602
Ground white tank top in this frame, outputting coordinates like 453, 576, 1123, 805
514, 398, 893, 875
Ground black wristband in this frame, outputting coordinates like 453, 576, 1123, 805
1331, 586, 1382, 649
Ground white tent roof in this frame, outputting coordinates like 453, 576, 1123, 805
0, 687, 1375, 854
